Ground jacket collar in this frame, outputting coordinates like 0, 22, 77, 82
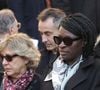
64, 55, 95, 90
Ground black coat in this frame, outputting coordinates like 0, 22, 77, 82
26, 73, 42, 90
36, 49, 58, 90
41, 55, 100, 90
36, 48, 59, 81
0, 0, 7, 10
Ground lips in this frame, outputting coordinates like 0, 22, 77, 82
4, 67, 11, 71
59, 50, 70, 55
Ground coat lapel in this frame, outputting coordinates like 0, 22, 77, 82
65, 67, 88, 90
42, 52, 58, 80
64, 56, 94, 90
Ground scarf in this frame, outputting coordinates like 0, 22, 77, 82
52, 56, 67, 90
3, 69, 33, 90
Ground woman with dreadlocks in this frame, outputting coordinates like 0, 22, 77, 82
51, 13, 100, 90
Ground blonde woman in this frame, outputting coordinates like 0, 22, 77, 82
0, 33, 41, 90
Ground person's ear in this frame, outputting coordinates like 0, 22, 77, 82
9, 27, 17, 35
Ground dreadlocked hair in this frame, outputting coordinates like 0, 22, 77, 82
59, 13, 97, 59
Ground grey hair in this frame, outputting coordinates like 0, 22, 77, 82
0, 9, 16, 33
37, 8, 66, 28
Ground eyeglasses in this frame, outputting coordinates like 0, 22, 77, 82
54, 36, 81, 46
0, 54, 19, 62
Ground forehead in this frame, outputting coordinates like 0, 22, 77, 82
38, 18, 58, 33
59, 26, 77, 38
1, 47, 14, 55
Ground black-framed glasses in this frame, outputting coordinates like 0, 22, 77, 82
54, 36, 81, 46
0, 54, 19, 62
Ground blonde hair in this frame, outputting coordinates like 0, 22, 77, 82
0, 33, 41, 70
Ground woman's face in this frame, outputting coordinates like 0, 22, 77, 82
0, 47, 28, 78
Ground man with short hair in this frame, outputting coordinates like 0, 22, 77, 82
53, 13, 100, 90
0, 9, 21, 42
0, 8, 38, 46
36, 8, 66, 90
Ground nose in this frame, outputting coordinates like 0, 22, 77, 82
42, 35, 48, 43
2, 58, 9, 65
59, 41, 66, 48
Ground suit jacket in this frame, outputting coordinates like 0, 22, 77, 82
36, 48, 59, 80
41, 55, 100, 90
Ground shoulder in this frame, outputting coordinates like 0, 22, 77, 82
88, 55, 100, 73
0, 72, 3, 86
26, 73, 42, 90
81, 55, 100, 72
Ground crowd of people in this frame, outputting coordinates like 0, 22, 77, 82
0, 1, 100, 90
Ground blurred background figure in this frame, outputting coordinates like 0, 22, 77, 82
0, 9, 38, 47
49, 0, 100, 36
0, 9, 21, 42
6, 0, 47, 48
0, 0, 47, 48
0, 33, 41, 90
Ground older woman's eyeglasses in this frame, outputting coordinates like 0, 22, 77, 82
53, 36, 81, 46
0, 54, 19, 62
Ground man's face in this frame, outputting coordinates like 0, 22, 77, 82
57, 27, 85, 64
38, 18, 59, 51
9, 19, 21, 34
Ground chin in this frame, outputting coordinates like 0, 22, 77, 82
5, 71, 13, 76
61, 55, 66, 59
47, 47, 54, 51
61, 56, 70, 63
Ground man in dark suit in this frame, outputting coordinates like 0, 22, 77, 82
36, 8, 66, 90
52, 13, 100, 90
